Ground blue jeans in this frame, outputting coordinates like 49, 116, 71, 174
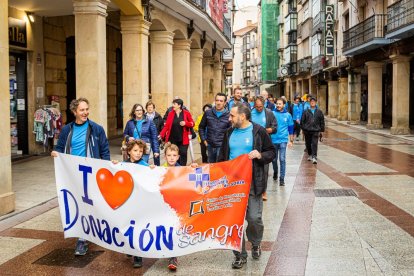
272, 142, 287, 181
207, 145, 221, 163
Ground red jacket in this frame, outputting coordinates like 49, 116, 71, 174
160, 109, 194, 145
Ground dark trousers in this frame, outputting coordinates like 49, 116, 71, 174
200, 142, 208, 163
207, 145, 221, 163
294, 121, 301, 137
304, 131, 320, 158
177, 143, 189, 165
154, 156, 160, 166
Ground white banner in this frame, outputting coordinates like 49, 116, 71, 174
54, 153, 252, 258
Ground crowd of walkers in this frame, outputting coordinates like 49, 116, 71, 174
51, 87, 325, 271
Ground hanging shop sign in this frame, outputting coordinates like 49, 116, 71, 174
325, 5, 334, 56
9, 18, 27, 48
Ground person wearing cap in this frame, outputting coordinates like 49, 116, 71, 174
300, 96, 325, 164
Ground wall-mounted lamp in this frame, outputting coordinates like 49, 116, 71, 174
315, 28, 323, 45
26, 12, 35, 23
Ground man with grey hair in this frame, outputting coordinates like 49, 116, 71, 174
218, 103, 275, 269
260, 90, 275, 111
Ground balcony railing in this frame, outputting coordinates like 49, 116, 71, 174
223, 16, 231, 41
312, 11, 325, 34
285, 12, 298, 34
343, 14, 387, 52
387, 0, 414, 35
298, 57, 312, 73
311, 55, 325, 76
188, 0, 206, 11
284, 45, 298, 64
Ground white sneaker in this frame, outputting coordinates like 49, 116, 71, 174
307, 156, 312, 161
312, 158, 317, 164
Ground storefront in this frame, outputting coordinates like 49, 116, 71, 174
9, 17, 29, 157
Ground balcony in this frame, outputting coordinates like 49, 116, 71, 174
287, 63, 297, 76
284, 45, 298, 64
311, 55, 325, 76
343, 14, 390, 56
312, 11, 325, 34
278, 15, 284, 25
301, 17, 313, 39
386, 0, 414, 39
298, 57, 312, 74
188, 0, 206, 11
285, 12, 298, 34
223, 16, 231, 41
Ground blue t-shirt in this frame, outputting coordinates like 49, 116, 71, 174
71, 121, 89, 157
292, 103, 303, 121
216, 111, 223, 118
310, 108, 316, 114
229, 124, 253, 160
251, 109, 267, 128
126, 158, 149, 166
133, 119, 144, 139
303, 101, 310, 111
271, 111, 294, 144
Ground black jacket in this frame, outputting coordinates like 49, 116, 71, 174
252, 108, 278, 134
146, 112, 163, 134
217, 123, 276, 196
199, 108, 232, 147
301, 108, 325, 132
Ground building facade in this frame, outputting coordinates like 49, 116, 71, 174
1, 0, 231, 215
276, 0, 413, 135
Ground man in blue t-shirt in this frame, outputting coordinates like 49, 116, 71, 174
271, 98, 294, 186
218, 103, 275, 270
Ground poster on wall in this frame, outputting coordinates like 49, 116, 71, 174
9, 17, 27, 48
206, 0, 224, 31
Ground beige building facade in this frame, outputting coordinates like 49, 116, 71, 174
1, 0, 231, 215
276, 0, 413, 135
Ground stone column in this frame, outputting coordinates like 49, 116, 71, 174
150, 31, 174, 114
365, 61, 383, 129
0, 0, 14, 215
303, 78, 310, 94
213, 61, 223, 94
347, 71, 361, 124
202, 57, 214, 105
338, 77, 348, 121
296, 80, 302, 96
120, 17, 151, 125
173, 40, 191, 106
390, 55, 411, 134
190, 49, 204, 119
73, 0, 109, 132
328, 80, 339, 118
318, 84, 327, 114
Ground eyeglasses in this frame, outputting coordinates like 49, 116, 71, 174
135, 109, 143, 112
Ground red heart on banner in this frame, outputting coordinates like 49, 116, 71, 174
96, 168, 134, 210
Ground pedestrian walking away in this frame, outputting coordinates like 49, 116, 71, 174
271, 98, 294, 186
301, 96, 325, 164
159, 98, 195, 166
51, 97, 110, 256
145, 101, 164, 165
194, 104, 212, 163
217, 103, 275, 269
260, 90, 275, 111
199, 93, 232, 163
123, 103, 160, 164
251, 96, 277, 200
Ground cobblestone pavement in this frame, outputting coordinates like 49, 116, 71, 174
0, 122, 414, 275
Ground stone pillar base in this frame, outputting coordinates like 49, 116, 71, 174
366, 123, 383, 130
390, 127, 410, 135
0, 192, 15, 215
337, 116, 347, 121
348, 120, 360, 125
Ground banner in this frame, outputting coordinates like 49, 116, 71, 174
54, 153, 252, 257
206, 0, 224, 31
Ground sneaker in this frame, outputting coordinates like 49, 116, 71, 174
252, 245, 262, 259
307, 156, 312, 161
295, 137, 300, 141
279, 180, 285, 186
231, 256, 247, 269
168, 257, 178, 271
262, 192, 268, 201
312, 157, 317, 164
273, 174, 278, 180
133, 256, 143, 268
74, 240, 88, 256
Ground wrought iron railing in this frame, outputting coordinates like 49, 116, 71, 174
312, 10, 325, 33
223, 16, 231, 41
188, 0, 207, 11
343, 14, 387, 51
387, 0, 414, 33
311, 55, 325, 75
298, 57, 311, 73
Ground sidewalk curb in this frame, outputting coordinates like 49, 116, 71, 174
325, 117, 414, 144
